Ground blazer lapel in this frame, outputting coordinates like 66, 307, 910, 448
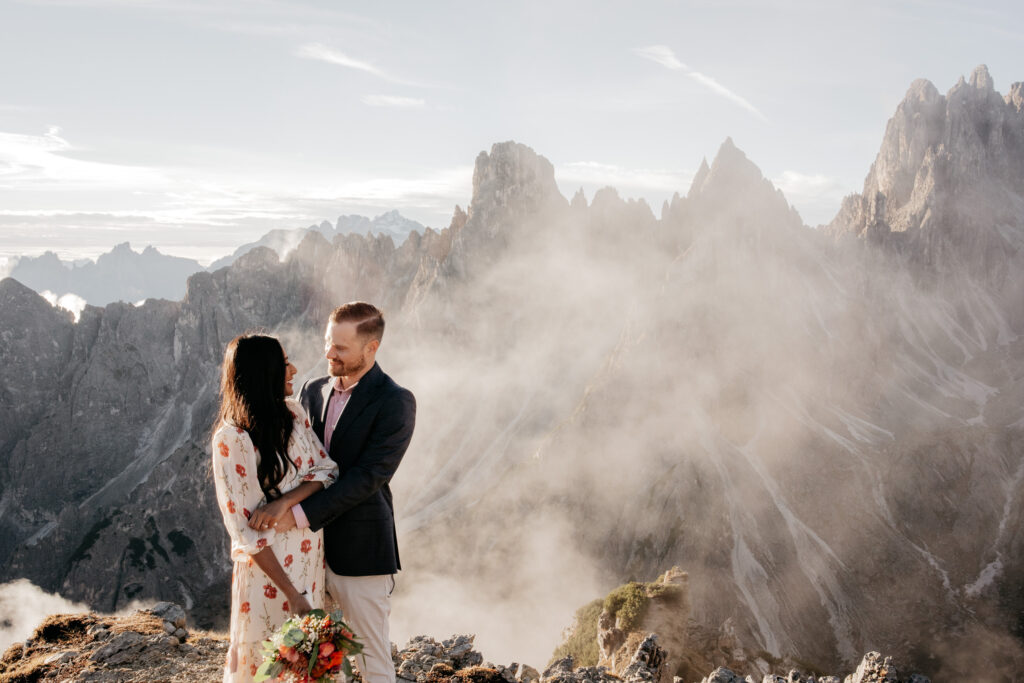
319, 379, 334, 433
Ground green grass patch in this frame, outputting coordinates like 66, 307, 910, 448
603, 582, 650, 632
549, 598, 603, 667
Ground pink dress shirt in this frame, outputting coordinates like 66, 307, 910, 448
292, 378, 358, 529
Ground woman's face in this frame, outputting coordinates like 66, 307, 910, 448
283, 348, 298, 396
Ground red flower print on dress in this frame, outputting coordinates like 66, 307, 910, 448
240, 602, 250, 614
235, 464, 246, 477
236, 427, 243, 434
307, 457, 314, 467
282, 600, 289, 612
217, 442, 229, 458
305, 419, 310, 428
289, 411, 296, 419
312, 581, 316, 592
243, 508, 251, 519
256, 538, 267, 549
294, 456, 302, 468
319, 449, 327, 459
303, 473, 315, 481
264, 584, 277, 598
250, 664, 258, 676
283, 554, 293, 568
226, 500, 236, 514
301, 539, 312, 554
317, 538, 321, 550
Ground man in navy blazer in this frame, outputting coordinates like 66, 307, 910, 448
277, 301, 415, 683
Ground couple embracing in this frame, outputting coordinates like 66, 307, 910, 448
212, 302, 416, 683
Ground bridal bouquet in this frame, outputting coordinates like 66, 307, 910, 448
255, 609, 363, 682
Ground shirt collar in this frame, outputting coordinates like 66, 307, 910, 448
333, 376, 359, 394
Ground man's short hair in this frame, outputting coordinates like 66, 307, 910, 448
330, 302, 385, 342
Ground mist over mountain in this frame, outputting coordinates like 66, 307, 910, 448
7, 212, 424, 309
2, 67, 1023, 681
206, 210, 424, 271
8, 244, 204, 308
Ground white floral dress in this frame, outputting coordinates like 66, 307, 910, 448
212, 398, 338, 682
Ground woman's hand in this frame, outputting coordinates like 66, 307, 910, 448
288, 591, 313, 616
248, 497, 292, 531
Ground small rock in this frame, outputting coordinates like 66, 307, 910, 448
173, 627, 188, 640
702, 667, 743, 683
44, 650, 78, 666
89, 631, 144, 665
162, 621, 176, 635
149, 602, 187, 629
518, 664, 541, 683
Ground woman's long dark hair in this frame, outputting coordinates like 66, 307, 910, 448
216, 334, 295, 499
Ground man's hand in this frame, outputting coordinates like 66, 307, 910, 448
273, 507, 297, 532
248, 499, 297, 532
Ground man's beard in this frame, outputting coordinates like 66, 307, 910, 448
329, 354, 366, 377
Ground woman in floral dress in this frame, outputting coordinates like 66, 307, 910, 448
212, 334, 339, 682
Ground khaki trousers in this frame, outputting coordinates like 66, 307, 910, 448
325, 569, 396, 683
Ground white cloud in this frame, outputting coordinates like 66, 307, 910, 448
633, 44, 767, 121
772, 170, 851, 225
296, 43, 424, 87
41, 290, 88, 322
361, 94, 426, 109
0, 127, 165, 190
632, 45, 687, 70
0, 580, 90, 653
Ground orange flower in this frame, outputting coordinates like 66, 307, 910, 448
226, 500, 236, 514
319, 449, 327, 459
301, 539, 312, 554
250, 663, 257, 676
240, 602, 250, 613
303, 473, 315, 481
282, 600, 289, 612
256, 538, 267, 549
217, 442, 229, 458
283, 554, 293, 567
294, 456, 302, 468
235, 464, 246, 477
264, 584, 277, 599
305, 419, 310, 428
307, 457, 314, 467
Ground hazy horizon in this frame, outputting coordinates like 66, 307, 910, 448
2, 0, 1022, 265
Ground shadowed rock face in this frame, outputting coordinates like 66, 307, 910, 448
2, 72, 1024, 682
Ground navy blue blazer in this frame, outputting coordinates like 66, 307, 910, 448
298, 362, 415, 576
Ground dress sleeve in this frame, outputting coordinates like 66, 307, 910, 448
212, 425, 278, 560
287, 401, 339, 486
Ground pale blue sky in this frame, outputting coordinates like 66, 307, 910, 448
1, 0, 1021, 264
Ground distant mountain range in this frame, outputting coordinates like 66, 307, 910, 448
2, 66, 1023, 680
6, 211, 425, 308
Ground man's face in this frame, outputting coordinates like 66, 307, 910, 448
324, 320, 372, 377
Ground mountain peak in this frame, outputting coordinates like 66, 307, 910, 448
969, 64, 994, 92
467, 141, 566, 225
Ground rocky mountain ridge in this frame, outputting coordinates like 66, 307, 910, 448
2, 67, 1024, 680
0, 603, 928, 683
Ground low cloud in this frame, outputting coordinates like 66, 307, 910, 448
0, 580, 89, 653
40, 290, 88, 322
558, 161, 692, 194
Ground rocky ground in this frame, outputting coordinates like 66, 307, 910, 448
0, 604, 929, 683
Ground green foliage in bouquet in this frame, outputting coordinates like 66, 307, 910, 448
255, 608, 364, 682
